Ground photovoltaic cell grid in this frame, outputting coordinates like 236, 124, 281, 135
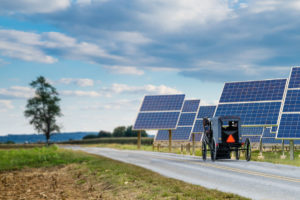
288, 67, 300, 88
190, 133, 203, 142
197, 106, 216, 119
240, 127, 264, 136
220, 79, 286, 103
182, 100, 200, 112
178, 113, 196, 126
242, 135, 261, 143
193, 119, 203, 133
271, 126, 277, 133
215, 102, 281, 125
134, 112, 180, 130
155, 99, 200, 141
277, 67, 300, 139
133, 94, 185, 130
140, 94, 185, 111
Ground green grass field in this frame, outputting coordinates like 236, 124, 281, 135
0, 146, 247, 199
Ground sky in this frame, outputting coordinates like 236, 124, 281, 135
0, 0, 299, 135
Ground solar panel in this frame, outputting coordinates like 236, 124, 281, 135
240, 127, 264, 136
242, 135, 261, 143
134, 112, 180, 130
193, 119, 203, 133
277, 114, 300, 139
220, 79, 286, 103
262, 127, 275, 138
140, 94, 185, 111
133, 94, 185, 130
197, 106, 216, 119
288, 67, 300, 88
178, 113, 196, 126
271, 126, 277, 133
215, 102, 281, 125
182, 100, 201, 112
155, 130, 169, 141
155, 99, 200, 141
276, 67, 300, 139
282, 90, 300, 112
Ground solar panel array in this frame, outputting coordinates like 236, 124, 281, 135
193, 106, 216, 133
215, 79, 286, 127
133, 94, 184, 130
277, 67, 300, 139
220, 79, 286, 103
156, 99, 200, 141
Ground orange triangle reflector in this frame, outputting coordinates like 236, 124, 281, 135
227, 135, 235, 143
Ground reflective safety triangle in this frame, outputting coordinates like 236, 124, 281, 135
227, 134, 235, 143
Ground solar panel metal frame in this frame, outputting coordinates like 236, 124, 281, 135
133, 94, 185, 131
215, 78, 287, 128
276, 67, 300, 139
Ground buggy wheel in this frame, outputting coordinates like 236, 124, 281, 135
202, 141, 207, 161
235, 148, 239, 160
245, 138, 251, 161
210, 138, 217, 162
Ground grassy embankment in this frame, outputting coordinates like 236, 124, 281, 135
83, 143, 300, 167
0, 146, 247, 199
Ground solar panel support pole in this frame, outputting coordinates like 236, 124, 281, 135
280, 140, 286, 159
290, 140, 294, 160
168, 130, 172, 152
192, 133, 195, 156
137, 131, 141, 150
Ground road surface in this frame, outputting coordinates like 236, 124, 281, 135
63, 146, 300, 200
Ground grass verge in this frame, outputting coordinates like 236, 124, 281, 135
0, 146, 247, 199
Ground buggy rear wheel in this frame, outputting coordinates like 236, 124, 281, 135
210, 138, 217, 162
202, 141, 207, 161
245, 138, 251, 161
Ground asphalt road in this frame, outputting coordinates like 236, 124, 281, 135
63, 146, 300, 200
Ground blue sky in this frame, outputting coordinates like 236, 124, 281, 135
0, 0, 299, 135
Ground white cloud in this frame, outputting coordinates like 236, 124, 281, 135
249, 0, 300, 13
0, 86, 34, 99
59, 78, 94, 87
0, 100, 14, 110
0, 0, 70, 14
138, 0, 233, 31
112, 31, 152, 45
0, 29, 122, 64
105, 66, 144, 75
82, 99, 139, 111
108, 83, 182, 95
61, 90, 100, 97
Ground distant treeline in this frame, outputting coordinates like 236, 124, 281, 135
83, 126, 147, 140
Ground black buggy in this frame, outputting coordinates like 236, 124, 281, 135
202, 116, 251, 161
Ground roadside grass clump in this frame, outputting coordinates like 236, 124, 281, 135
0, 145, 91, 171
0, 146, 248, 199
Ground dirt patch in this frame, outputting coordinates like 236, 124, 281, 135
0, 165, 105, 200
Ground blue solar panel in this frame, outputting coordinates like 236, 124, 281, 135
220, 79, 286, 103
240, 127, 264, 136
283, 90, 300, 112
178, 113, 196, 126
156, 127, 192, 141
262, 128, 275, 138
277, 114, 300, 139
140, 94, 185, 111
288, 67, 300, 88
193, 119, 204, 133
242, 135, 261, 143
261, 137, 283, 144
155, 130, 168, 141
182, 100, 200, 112
134, 112, 180, 130
271, 126, 277, 133
215, 102, 281, 125
197, 106, 216, 119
